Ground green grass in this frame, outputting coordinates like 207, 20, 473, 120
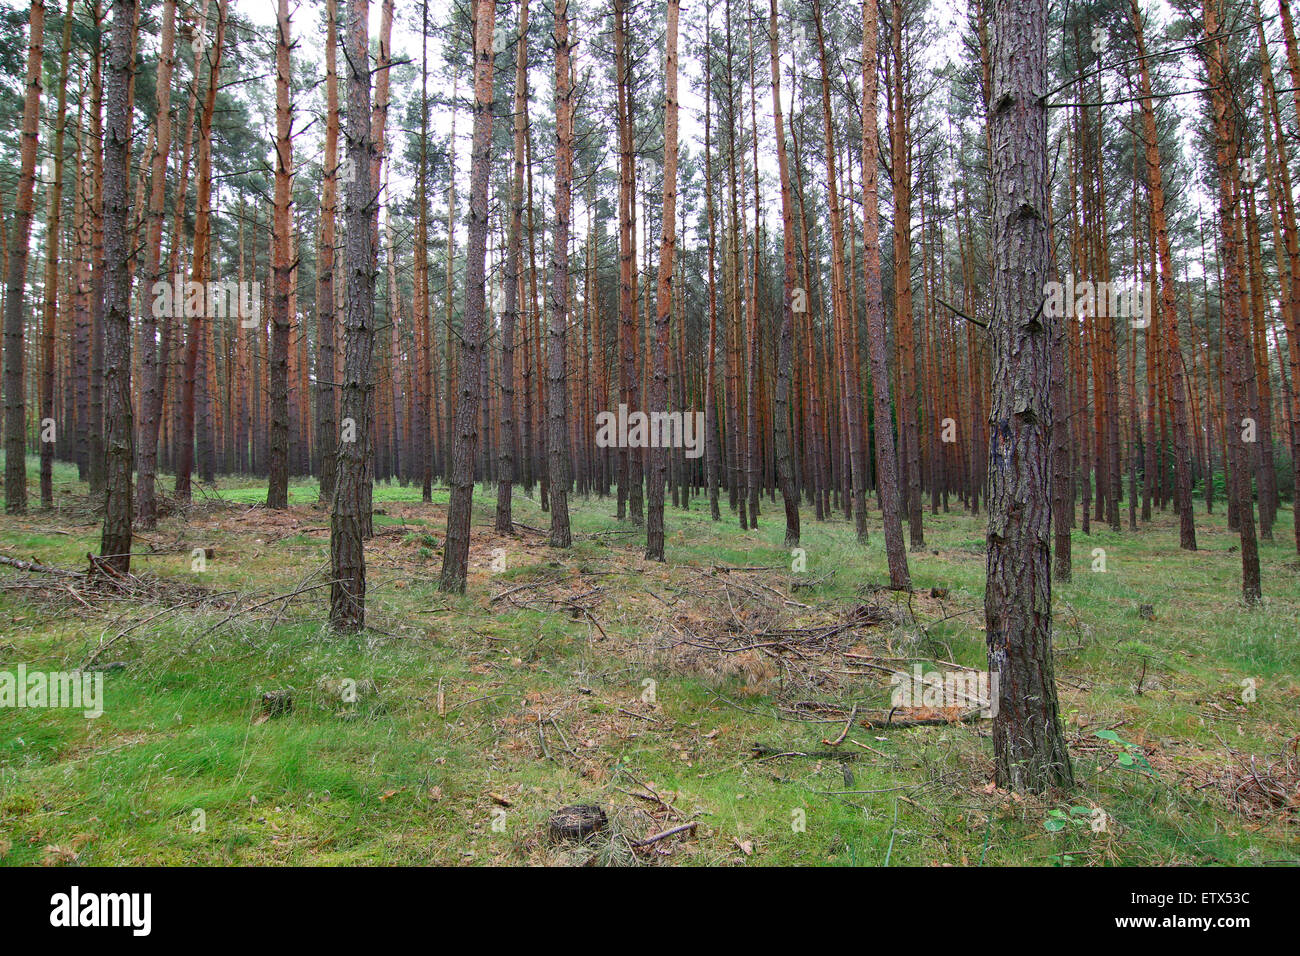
1, 456, 1297, 865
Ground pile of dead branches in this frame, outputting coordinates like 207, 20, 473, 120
1227, 737, 1300, 820
0, 551, 226, 609
650, 567, 909, 698
490, 576, 610, 639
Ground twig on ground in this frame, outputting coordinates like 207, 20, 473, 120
632, 821, 697, 848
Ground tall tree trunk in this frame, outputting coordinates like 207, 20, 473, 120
984, 0, 1073, 792
792, 106, 828, 522
330, 0, 375, 627
440, 0, 497, 591
161, 0, 203, 494
135, 0, 176, 526
415, 0, 433, 499
549, 0, 574, 550
176, 0, 225, 503
73, 86, 91, 483
1257, 0, 1300, 553
88, 3, 105, 498
888, 0, 923, 550
99, 0, 137, 573
527, 127, 542, 500
267, 0, 293, 509
813, 0, 866, 542
1131, 0, 1196, 550
721, 0, 744, 524
703, 26, 722, 522
615, 0, 642, 526
647, 0, 680, 560
316, 0, 340, 505
861, 0, 910, 589
357, 0, 392, 538
3, 0, 44, 514
40, 0, 73, 511
1243, 180, 1277, 540
1050, 182, 1073, 578
744, 12, 761, 529
497, 0, 529, 534
1201, 0, 1262, 603
1278, 0, 1300, 134
766, 0, 800, 549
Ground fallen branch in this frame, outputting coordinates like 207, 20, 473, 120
751, 743, 862, 761
632, 821, 697, 848
201, 580, 335, 638
618, 707, 661, 723
862, 707, 986, 729
823, 704, 859, 747
791, 569, 836, 590
0, 554, 85, 578
489, 581, 546, 604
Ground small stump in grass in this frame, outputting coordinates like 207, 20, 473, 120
548, 805, 607, 843
260, 689, 294, 718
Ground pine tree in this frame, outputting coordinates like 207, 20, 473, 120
440, 0, 498, 592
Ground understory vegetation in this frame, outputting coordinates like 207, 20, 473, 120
2, 459, 1296, 866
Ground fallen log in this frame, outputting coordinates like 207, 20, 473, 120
860, 707, 986, 729
751, 743, 862, 761
0, 554, 86, 578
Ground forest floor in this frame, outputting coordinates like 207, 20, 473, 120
1, 456, 1297, 866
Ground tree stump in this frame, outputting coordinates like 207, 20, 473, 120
548, 805, 606, 843
261, 689, 294, 718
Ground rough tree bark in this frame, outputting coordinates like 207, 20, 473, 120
40, 0, 73, 511
888, 0, 923, 550
548, 0, 574, 550
861, 0, 910, 589
743, 16, 760, 529
99, 0, 137, 573
615, 0, 642, 526
330, 0, 375, 627
766, 0, 800, 549
135, 0, 176, 527
88, 13, 104, 498
646, 0, 680, 560
703, 26, 722, 522
814, 0, 868, 543
497, 0, 529, 534
1132, 0, 1196, 551
2, 0, 44, 514
316, 0, 339, 505
357, 0, 392, 539
1257, 0, 1300, 554
439, 0, 497, 592
267, 0, 293, 509
175, 0, 226, 504
1201, 0, 1262, 603
984, 0, 1074, 792
416, 0, 432, 502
